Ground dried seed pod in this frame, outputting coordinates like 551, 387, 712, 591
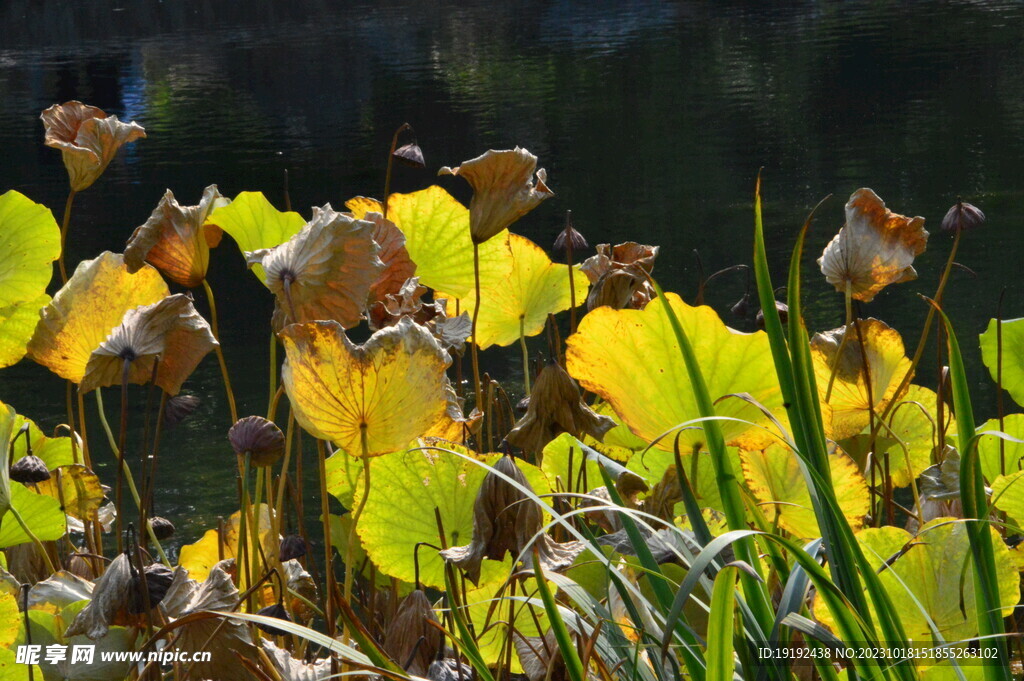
384, 590, 442, 676
148, 517, 175, 541
393, 142, 425, 169
229, 416, 285, 467
128, 563, 175, 614
553, 212, 588, 255
255, 603, 291, 636
278, 534, 308, 562
163, 394, 200, 429
10, 454, 51, 484
940, 199, 985, 233
756, 301, 788, 329
730, 291, 752, 318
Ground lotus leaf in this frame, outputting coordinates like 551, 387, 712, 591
372, 186, 514, 298
627, 445, 742, 517
0, 191, 61, 368
976, 414, 1024, 483
363, 212, 416, 304
741, 444, 869, 538
177, 505, 271, 584
80, 293, 218, 395
0, 403, 14, 522
7, 404, 75, 470
0, 482, 66, 549
35, 465, 104, 521
992, 470, 1024, 527
64, 553, 132, 640
280, 317, 450, 457
566, 292, 786, 451
439, 147, 553, 244
0, 589, 19, 648
580, 242, 659, 310
354, 446, 548, 589
40, 101, 146, 192
810, 318, 911, 440
124, 185, 228, 287
205, 191, 305, 282
27, 252, 169, 384
818, 188, 928, 302
875, 385, 953, 487
247, 204, 383, 330
979, 317, 1024, 410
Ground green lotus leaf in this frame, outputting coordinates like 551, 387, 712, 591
976, 414, 1024, 483
541, 433, 605, 496
354, 445, 548, 589
325, 447, 363, 509
979, 317, 1024, 410
327, 513, 412, 593
876, 385, 955, 488
0, 403, 15, 521
992, 470, 1024, 527
0, 646, 41, 680
205, 191, 305, 282
626, 445, 741, 517
0, 190, 61, 368
378, 186, 514, 298
567, 292, 787, 452
0, 482, 66, 549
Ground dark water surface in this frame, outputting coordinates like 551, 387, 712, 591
1, 1, 1023, 547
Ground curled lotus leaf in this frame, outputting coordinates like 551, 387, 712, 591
80, 293, 218, 395
507, 362, 615, 454
741, 443, 869, 539
368, 276, 437, 329
27, 252, 169, 384
40, 101, 146, 192
439, 147, 553, 244
359, 187, 515, 298
0, 191, 61, 368
247, 204, 383, 330
205, 191, 306, 282
580, 242, 659, 310
363, 211, 417, 305
125, 185, 228, 287
384, 590, 443, 676
817, 188, 928, 302
260, 639, 332, 681
443, 234, 589, 349
567, 292, 786, 452
424, 378, 481, 444
810, 318, 912, 440
281, 317, 450, 456
64, 553, 132, 640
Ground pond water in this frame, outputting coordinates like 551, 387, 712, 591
1, 0, 1023, 547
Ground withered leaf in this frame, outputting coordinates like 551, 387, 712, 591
40, 101, 146, 192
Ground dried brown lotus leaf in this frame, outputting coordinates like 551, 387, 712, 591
40, 101, 146, 192
64, 553, 133, 640
260, 639, 332, 681
440, 456, 584, 584
125, 185, 227, 287
248, 204, 383, 331
29, 570, 94, 614
581, 242, 660, 310
80, 293, 218, 395
369, 277, 435, 330
514, 630, 569, 681
384, 590, 443, 676
439, 147, 553, 244
364, 211, 416, 304
507, 363, 615, 454
818, 188, 928, 302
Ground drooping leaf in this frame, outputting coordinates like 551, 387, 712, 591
247, 204, 383, 330
0, 190, 61, 368
817, 188, 928, 302
580, 242, 659, 310
125, 185, 228, 287
342, 206, 416, 305
27, 252, 169, 384
566, 292, 786, 451
64, 553, 133, 640
979, 317, 1024, 411
280, 317, 450, 457
378, 186, 514, 298
80, 293, 218, 395
439, 147, 553, 244
741, 443, 869, 538
40, 101, 146, 192
205, 191, 305, 282
0, 482, 67, 549
810, 318, 912, 440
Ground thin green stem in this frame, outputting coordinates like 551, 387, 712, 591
201, 278, 238, 424
268, 332, 278, 418
57, 190, 76, 285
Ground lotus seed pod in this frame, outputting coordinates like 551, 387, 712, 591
10, 454, 50, 484
229, 416, 285, 467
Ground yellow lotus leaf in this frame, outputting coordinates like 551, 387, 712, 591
566, 292, 786, 452
976, 414, 1024, 483
811, 318, 911, 440
27, 252, 169, 384
205, 191, 306, 282
125, 185, 229, 287
0, 190, 61, 368
79, 293, 217, 395
876, 385, 954, 487
378, 186, 514, 298
280, 317, 450, 456
443, 234, 589, 349
817, 188, 928, 302
247, 205, 383, 330
424, 379, 480, 444
582, 401, 648, 462
439, 147, 553, 244
741, 443, 869, 538
178, 505, 272, 583
992, 470, 1024, 527
40, 101, 146, 192
35, 465, 104, 521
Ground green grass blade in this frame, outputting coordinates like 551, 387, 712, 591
705, 566, 740, 680
532, 546, 587, 681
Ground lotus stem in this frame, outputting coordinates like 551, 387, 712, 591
519, 316, 530, 395
316, 439, 337, 639
238, 453, 254, 612
93, 390, 170, 565
76, 388, 91, 469
566, 223, 578, 336
65, 381, 79, 465
268, 333, 278, 418
201, 279, 239, 424
57, 190, 76, 284
382, 123, 410, 221
343, 433, 371, 646
114, 359, 130, 551
471, 242, 484, 419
